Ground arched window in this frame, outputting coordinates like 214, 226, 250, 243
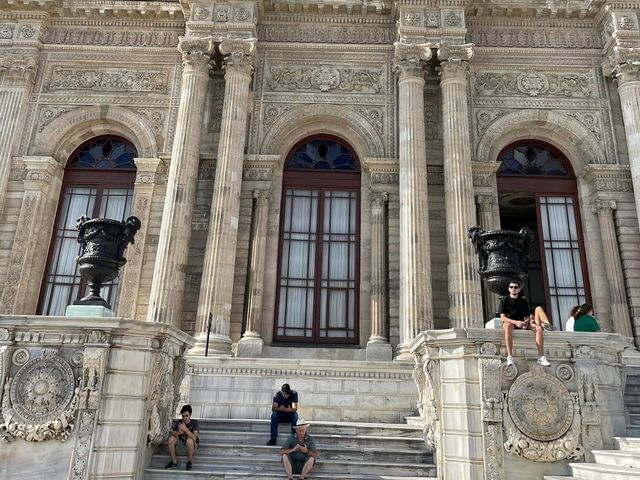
496, 141, 590, 330
274, 137, 361, 344
38, 136, 137, 315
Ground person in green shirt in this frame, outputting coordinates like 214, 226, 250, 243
573, 303, 601, 332
278, 420, 318, 480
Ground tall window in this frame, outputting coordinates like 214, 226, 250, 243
274, 137, 361, 344
38, 136, 137, 315
497, 142, 590, 329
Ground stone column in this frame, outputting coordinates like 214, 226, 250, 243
476, 194, 501, 321
593, 200, 632, 336
603, 47, 640, 227
117, 158, 163, 320
146, 36, 214, 327
193, 38, 255, 356
437, 44, 484, 328
0, 54, 37, 217
393, 42, 434, 360
237, 189, 270, 358
367, 192, 392, 361
0, 156, 62, 314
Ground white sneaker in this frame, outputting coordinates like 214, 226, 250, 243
506, 355, 514, 366
537, 356, 551, 367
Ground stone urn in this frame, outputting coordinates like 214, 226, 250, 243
75, 215, 141, 308
468, 226, 533, 296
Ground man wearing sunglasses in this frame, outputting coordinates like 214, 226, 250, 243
165, 404, 200, 471
500, 281, 551, 367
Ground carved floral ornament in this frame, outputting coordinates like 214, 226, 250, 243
178, 35, 215, 72
266, 65, 383, 93
474, 70, 595, 98
437, 44, 473, 79
219, 38, 256, 74
602, 47, 640, 82
393, 42, 433, 76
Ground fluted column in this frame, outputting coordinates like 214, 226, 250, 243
237, 189, 270, 358
593, 200, 632, 336
437, 44, 484, 328
393, 42, 434, 360
476, 195, 500, 320
367, 192, 392, 361
146, 36, 214, 327
193, 38, 256, 356
0, 157, 62, 314
118, 158, 163, 320
0, 54, 37, 217
603, 47, 640, 227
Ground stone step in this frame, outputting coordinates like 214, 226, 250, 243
627, 414, 640, 425
149, 455, 436, 477
625, 374, 640, 385
613, 437, 640, 453
195, 419, 423, 437
592, 450, 640, 468
543, 476, 571, 480
624, 384, 640, 394
568, 463, 640, 480
156, 443, 432, 463
197, 430, 425, 449
626, 425, 640, 437
146, 469, 436, 480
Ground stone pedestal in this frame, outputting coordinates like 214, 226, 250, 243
65, 305, 115, 317
0, 316, 194, 479
411, 329, 628, 480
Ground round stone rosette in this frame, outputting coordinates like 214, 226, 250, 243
10, 354, 76, 423
507, 370, 573, 441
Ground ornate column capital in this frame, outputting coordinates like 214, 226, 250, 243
22, 156, 62, 192
253, 188, 271, 206
370, 191, 388, 210
476, 194, 496, 213
0, 53, 37, 87
592, 199, 617, 216
177, 35, 215, 74
220, 37, 256, 77
602, 47, 640, 85
393, 42, 433, 79
437, 44, 474, 81
133, 157, 164, 185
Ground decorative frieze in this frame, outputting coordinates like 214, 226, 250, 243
266, 64, 384, 93
468, 27, 602, 49
473, 70, 595, 98
45, 66, 169, 93
43, 28, 181, 47
257, 24, 394, 44
475, 109, 507, 137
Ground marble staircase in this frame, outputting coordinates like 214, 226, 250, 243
544, 368, 640, 480
145, 419, 437, 479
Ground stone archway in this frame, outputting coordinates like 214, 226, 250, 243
32, 105, 158, 164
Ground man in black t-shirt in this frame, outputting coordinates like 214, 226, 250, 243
165, 404, 199, 471
267, 383, 299, 446
500, 281, 551, 367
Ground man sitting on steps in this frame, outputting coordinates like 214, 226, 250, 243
164, 404, 199, 471
278, 420, 318, 480
267, 383, 298, 446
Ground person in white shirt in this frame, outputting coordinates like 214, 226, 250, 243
565, 305, 580, 332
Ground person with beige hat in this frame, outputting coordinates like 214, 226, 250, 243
277, 418, 318, 479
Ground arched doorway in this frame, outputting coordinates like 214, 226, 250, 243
38, 136, 137, 315
497, 141, 590, 329
273, 136, 361, 344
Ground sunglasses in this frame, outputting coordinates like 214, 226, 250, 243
508, 286, 519, 289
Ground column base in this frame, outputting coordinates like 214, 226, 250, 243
236, 332, 264, 358
366, 338, 393, 361
394, 342, 414, 362
65, 304, 115, 318
190, 332, 233, 357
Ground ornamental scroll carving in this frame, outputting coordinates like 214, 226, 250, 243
266, 65, 383, 93
46, 67, 169, 93
257, 25, 394, 45
473, 70, 595, 98
412, 359, 439, 449
503, 369, 584, 462
147, 353, 175, 445
0, 351, 79, 442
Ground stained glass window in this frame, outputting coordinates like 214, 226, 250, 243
68, 137, 137, 170
498, 144, 569, 176
285, 139, 358, 171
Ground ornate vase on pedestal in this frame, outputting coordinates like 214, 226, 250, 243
75, 215, 141, 309
468, 226, 533, 296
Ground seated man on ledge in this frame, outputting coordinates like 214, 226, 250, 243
267, 383, 298, 446
278, 420, 318, 480
500, 280, 551, 367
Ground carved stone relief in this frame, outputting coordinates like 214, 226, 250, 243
45, 66, 169, 93
147, 353, 175, 445
468, 27, 602, 49
1, 351, 79, 442
473, 71, 595, 98
257, 24, 394, 44
266, 65, 384, 93
43, 29, 181, 47
413, 359, 439, 449
37, 106, 73, 133
475, 109, 507, 138
564, 110, 601, 140
503, 369, 584, 462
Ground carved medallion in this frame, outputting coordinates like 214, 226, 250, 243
517, 71, 549, 97
10, 354, 75, 423
556, 364, 574, 382
0, 25, 14, 39
405, 12, 421, 26
310, 67, 341, 92
446, 12, 461, 27
192, 7, 209, 20
11, 349, 29, 366
425, 13, 439, 28
617, 16, 634, 30
507, 370, 573, 442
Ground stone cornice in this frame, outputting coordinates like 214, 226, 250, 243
58, 1, 184, 20
261, 0, 392, 16
582, 163, 633, 193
